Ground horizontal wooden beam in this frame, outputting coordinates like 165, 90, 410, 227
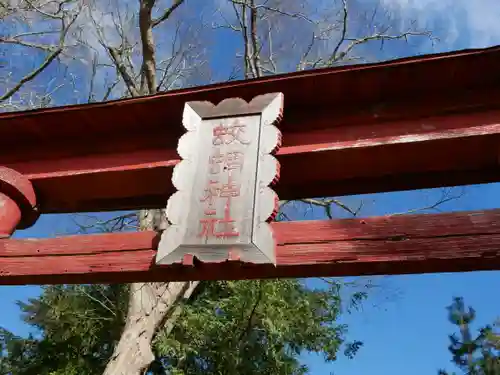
5, 104, 500, 213
2, 47, 500, 213
2, 209, 499, 285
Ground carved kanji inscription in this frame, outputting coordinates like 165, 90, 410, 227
156, 93, 283, 265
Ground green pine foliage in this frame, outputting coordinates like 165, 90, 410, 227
0, 284, 129, 375
439, 297, 500, 375
0, 280, 364, 374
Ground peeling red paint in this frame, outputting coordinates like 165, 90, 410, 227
0, 209, 499, 284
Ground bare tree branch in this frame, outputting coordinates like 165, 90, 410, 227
84, 2, 141, 97
71, 212, 139, 234
341, 30, 433, 57
300, 198, 363, 218
24, 0, 65, 20
76, 285, 117, 317
297, 31, 316, 71
0, 37, 59, 52
154, 20, 202, 92
330, 0, 348, 63
138, 0, 157, 94
230, 0, 314, 23
0, 48, 62, 102
0, 4, 81, 103
151, 0, 185, 28
388, 187, 465, 216
107, 46, 140, 97
102, 78, 121, 101
230, 1, 253, 78
87, 52, 98, 102
249, 0, 262, 77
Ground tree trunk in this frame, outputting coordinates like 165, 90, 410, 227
103, 281, 198, 375
102, 0, 194, 371
103, 209, 199, 375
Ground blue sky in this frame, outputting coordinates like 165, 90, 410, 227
297, 185, 500, 375
2, 0, 500, 374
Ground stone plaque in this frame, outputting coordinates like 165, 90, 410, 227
156, 93, 284, 265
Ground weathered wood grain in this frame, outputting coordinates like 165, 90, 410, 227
2, 209, 500, 285
157, 93, 283, 265
2, 105, 499, 214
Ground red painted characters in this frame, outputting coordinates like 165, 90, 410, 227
212, 119, 251, 146
198, 119, 251, 239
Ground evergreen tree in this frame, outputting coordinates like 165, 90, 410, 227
439, 297, 500, 375
0, 280, 364, 374
0, 284, 128, 374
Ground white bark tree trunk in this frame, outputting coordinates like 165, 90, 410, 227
102, 1, 192, 371
103, 209, 199, 375
103, 281, 198, 375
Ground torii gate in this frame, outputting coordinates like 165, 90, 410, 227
1, 45, 500, 285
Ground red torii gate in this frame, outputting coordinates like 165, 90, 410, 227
1, 45, 500, 285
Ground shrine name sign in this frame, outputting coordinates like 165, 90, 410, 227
156, 93, 284, 266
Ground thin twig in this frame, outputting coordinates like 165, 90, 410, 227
1, 3, 82, 103
388, 188, 465, 216
0, 38, 58, 52
330, 0, 348, 62
0, 47, 62, 102
77, 286, 117, 317
230, 0, 314, 24
152, 0, 185, 28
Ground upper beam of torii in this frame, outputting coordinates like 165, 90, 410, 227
0, 45, 500, 284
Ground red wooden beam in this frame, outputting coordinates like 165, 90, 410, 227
1, 47, 500, 213
2, 209, 499, 285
